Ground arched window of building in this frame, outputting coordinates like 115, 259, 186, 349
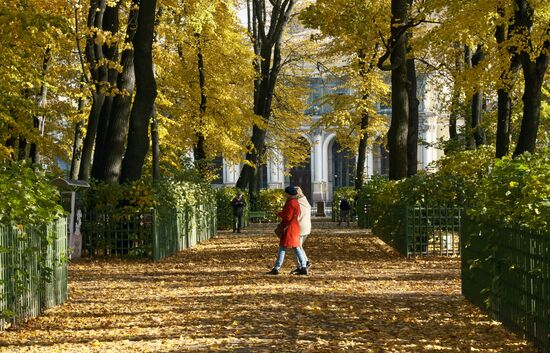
211, 156, 224, 185
258, 164, 268, 189
288, 137, 312, 202
379, 145, 389, 177
329, 140, 355, 195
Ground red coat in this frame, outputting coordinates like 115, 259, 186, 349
277, 197, 301, 247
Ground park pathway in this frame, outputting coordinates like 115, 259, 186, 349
0, 222, 538, 352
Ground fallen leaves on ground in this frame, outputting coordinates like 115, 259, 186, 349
0, 222, 538, 352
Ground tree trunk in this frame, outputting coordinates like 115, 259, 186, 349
496, 88, 512, 158
449, 90, 459, 141
151, 105, 160, 182
355, 112, 368, 190
100, 2, 139, 182
471, 90, 485, 147
79, 93, 105, 180
29, 47, 51, 166
193, 33, 208, 178
406, 57, 419, 176
17, 138, 27, 161
236, 0, 295, 197
70, 118, 85, 179
464, 45, 486, 149
495, 8, 519, 158
387, 0, 409, 180
512, 0, 549, 156
79, 0, 110, 180
120, 0, 157, 183
91, 3, 120, 179
513, 57, 547, 156
29, 116, 40, 165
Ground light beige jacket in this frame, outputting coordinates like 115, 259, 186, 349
297, 195, 312, 236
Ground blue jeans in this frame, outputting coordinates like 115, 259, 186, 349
294, 234, 309, 264
274, 246, 307, 270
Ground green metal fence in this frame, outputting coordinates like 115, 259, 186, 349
82, 211, 154, 257
152, 204, 217, 261
461, 217, 550, 352
83, 203, 217, 261
405, 205, 461, 256
368, 204, 462, 257
0, 218, 68, 330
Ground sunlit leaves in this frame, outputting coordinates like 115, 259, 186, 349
155, 0, 256, 169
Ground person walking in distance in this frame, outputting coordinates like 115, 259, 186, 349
338, 197, 351, 226
266, 186, 308, 275
291, 186, 311, 274
230, 191, 246, 233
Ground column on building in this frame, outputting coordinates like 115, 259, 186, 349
312, 130, 329, 216
267, 149, 285, 189
366, 148, 374, 179
421, 114, 437, 170
223, 159, 241, 186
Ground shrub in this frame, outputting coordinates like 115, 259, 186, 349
256, 189, 286, 222
331, 187, 358, 221
85, 178, 216, 220
433, 145, 495, 205
0, 162, 63, 226
470, 150, 550, 230
216, 187, 249, 230
356, 176, 389, 227
0, 162, 66, 322
368, 180, 406, 250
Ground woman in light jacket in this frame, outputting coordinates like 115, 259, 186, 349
266, 186, 308, 275
292, 186, 311, 274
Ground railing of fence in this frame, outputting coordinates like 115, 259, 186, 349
461, 217, 550, 352
83, 203, 217, 261
152, 204, 217, 261
0, 218, 68, 330
362, 204, 462, 257
405, 205, 461, 256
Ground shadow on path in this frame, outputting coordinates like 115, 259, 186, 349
0, 222, 537, 352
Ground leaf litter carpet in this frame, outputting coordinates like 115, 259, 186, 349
0, 222, 538, 352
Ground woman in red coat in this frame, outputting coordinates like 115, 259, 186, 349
266, 186, 308, 275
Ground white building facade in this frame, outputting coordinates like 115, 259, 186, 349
218, 75, 450, 213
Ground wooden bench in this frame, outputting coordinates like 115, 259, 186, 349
248, 211, 267, 223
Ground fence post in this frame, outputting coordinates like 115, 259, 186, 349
152, 209, 159, 261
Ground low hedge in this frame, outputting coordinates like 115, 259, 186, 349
356, 176, 389, 228
256, 189, 286, 222
357, 146, 550, 238
84, 178, 217, 228
215, 187, 249, 230
331, 187, 358, 222
0, 162, 63, 226
470, 149, 550, 230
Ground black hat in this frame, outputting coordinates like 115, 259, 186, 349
285, 186, 297, 196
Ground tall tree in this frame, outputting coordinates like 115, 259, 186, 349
378, 0, 410, 180
300, 0, 390, 190
405, 0, 419, 177
0, 1, 77, 165
192, 33, 208, 178
236, 0, 296, 200
406, 56, 419, 176
495, 5, 520, 158
156, 0, 256, 177
91, 3, 121, 179
120, 0, 158, 183
79, 0, 110, 180
465, 45, 486, 149
99, 2, 140, 182
151, 104, 160, 181
513, 0, 550, 156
